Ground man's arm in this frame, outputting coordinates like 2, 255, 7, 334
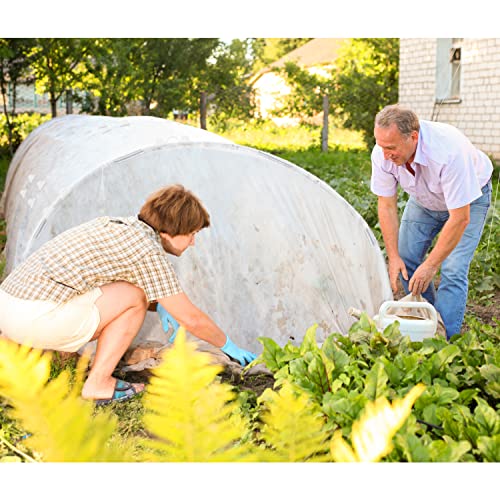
378, 195, 408, 292
157, 293, 226, 347
409, 204, 470, 295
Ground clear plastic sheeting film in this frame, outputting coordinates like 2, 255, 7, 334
1, 115, 392, 352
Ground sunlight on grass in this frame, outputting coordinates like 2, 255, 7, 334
216, 119, 366, 152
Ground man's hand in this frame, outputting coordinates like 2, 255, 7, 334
409, 261, 439, 296
388, 256, 409, 293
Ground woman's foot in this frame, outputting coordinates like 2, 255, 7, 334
82, 376, 144, 402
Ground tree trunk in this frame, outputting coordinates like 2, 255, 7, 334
321, 94, 329, 153
1, 89, 12, 156
50, 93, 57, 118
200, 91, 207, 130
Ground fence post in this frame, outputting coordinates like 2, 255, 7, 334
321, 94, 329, 153
66, 89, 73, 114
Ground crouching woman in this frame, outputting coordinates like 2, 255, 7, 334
0, 184, 255, 405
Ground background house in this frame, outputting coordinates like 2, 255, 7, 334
251, 38, 346, 125
399, 38, 500, 161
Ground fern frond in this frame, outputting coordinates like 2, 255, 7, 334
330, 384, 426, 462
257, 381, 330, 462
0, 338, 130, 461
141, 328, 255, 462
0, 338, 51, 397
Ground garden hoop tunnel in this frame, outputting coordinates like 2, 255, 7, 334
1, 115, 393, 352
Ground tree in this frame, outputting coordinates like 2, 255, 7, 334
71, 38, 256, 125
29, 38, 95, 118
274, 61, 334, 121
79, 39, 141, 116
0, 38, 35, 154
196, 39, 256, 128
132, 38, 219, 117
334, 38, 399, 147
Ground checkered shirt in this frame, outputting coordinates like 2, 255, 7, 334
0, 216, 182, 303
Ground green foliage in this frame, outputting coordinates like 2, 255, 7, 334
0, 340, 129, 461
79, 38, 142, 116
0, 112, 50, 156
1, 38, 257, 123
131, 38, 220, 117
29, 38, 97, 117
141, 329, 253, 461
80, 38, 257, 123
274, 61, 334, 120
0, 329, 423, 463
0, 39, 36, 154
334, 38, 399, 147
254, 317, 500, 462
257, 381, 331, 461
196, 39, 256, 126
468, 171, 500, 303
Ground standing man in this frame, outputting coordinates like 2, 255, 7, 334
0, 184, 256, 405
371, 105, 493, 340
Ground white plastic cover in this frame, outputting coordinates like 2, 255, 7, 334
1, 115, 392, 352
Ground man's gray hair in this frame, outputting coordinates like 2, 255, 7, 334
375, 104, 420, 136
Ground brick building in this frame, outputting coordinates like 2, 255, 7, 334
399, 38, 500, 161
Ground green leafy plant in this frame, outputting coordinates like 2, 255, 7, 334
0, 329, 424, 463
252, 316, 500, 462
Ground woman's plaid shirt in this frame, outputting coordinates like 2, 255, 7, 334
0, 216, 182, 303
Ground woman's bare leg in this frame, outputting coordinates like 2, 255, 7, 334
81, 281, 148, 400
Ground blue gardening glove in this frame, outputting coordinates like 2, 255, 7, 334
221, 336, 257, 366
157, 303, 180, 343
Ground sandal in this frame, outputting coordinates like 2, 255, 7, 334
94, 379, 144, 406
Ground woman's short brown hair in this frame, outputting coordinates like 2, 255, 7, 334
139, 184, 210, 236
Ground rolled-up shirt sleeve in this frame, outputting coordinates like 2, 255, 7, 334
370, 147, 398, 197
133, 252, 183, 302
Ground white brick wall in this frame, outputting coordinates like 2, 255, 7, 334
399, 38, 500, 162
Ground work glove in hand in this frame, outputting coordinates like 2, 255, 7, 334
157, 303, 180, 343
221, 336, 257, 366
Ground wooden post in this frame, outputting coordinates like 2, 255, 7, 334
321, 94, 329, 152
65, 89, 73, 115
200, 91, 207, 130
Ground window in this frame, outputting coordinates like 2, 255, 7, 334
435, 38, 462, 102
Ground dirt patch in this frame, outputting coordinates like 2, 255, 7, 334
465, 290, 500, 326
220, 369, 276, 397
117, 364, 275, 398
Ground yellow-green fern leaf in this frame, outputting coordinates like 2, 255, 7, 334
331, 384, 425, 462
0, 338, 51, 397
141, 328, 255, 462
0, 338, 131, 462
257, 381, 330, 462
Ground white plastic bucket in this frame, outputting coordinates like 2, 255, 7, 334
373, 300, 438, 341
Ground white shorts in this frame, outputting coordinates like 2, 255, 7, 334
0, 288, 102, 352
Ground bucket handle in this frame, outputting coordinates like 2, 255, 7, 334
378, 301, 438, 333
